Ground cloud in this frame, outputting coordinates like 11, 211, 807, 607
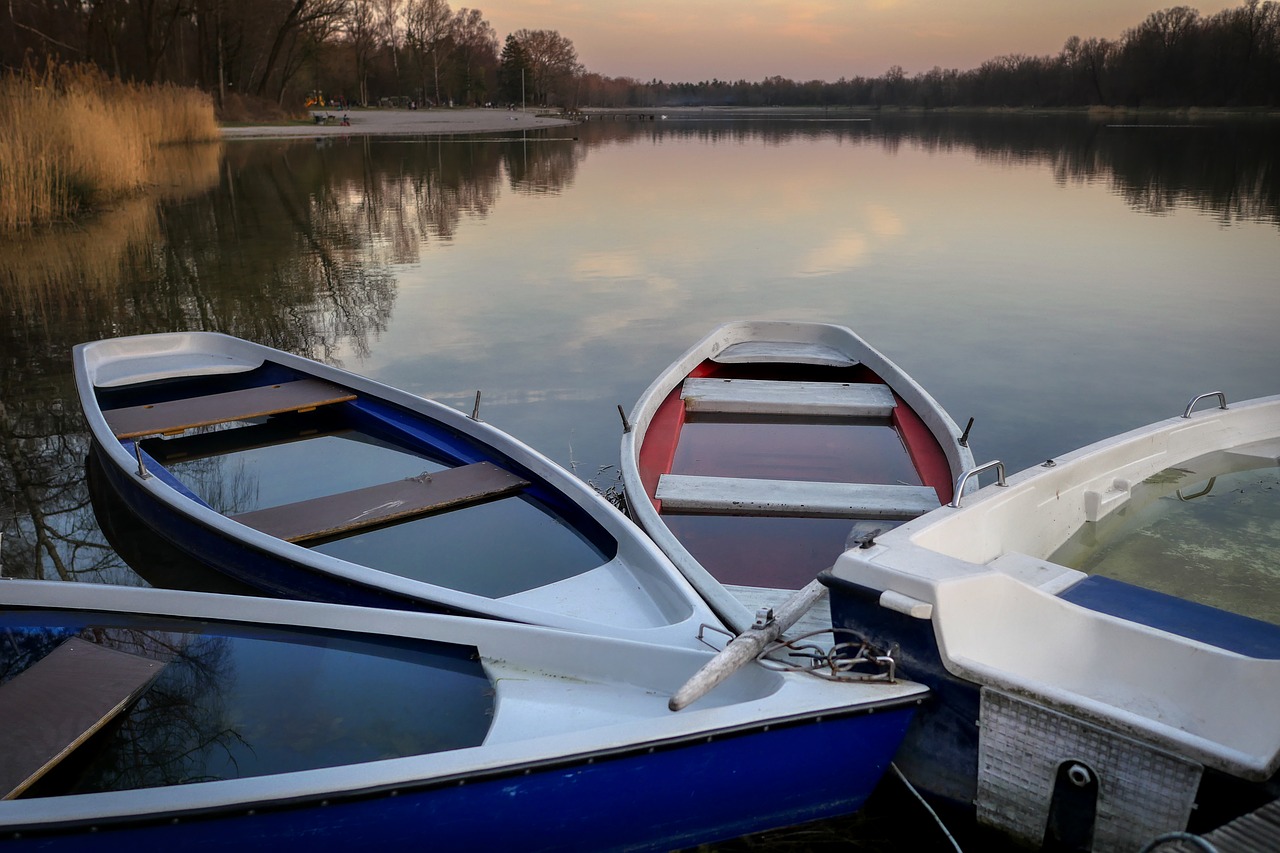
797, 232, 870, 277
867, 204, 905, 237
572, 250, 643, 280
795, 204, 906, 276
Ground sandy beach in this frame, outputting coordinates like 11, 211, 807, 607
221, 107, 575, 139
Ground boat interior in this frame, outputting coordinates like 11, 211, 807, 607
90, 357, 625, 601
827, 395, 1280, 780
638, 344, 953, 592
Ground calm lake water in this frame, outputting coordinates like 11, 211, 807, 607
1, 110, 1278, 848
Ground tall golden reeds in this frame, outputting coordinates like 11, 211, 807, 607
0, 63, 220, 232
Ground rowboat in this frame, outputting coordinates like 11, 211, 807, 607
0, 580, 929, 851
821, 392, 1280, 850
620, 321, 975, 635
74, 332, 720, 647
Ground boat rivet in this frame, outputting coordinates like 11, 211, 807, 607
1066, 762, 1092, 788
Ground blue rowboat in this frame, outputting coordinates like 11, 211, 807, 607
0, 581, 928, 851
74, 332, 719, 647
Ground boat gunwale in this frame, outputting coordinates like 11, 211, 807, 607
894, 392, 1280, 567
621, 321, 975, 634
823, 394, 1280, 779
73, 332, 716, 644
0, 581, 927, 833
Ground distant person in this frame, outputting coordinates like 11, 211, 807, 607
341, 114, 350, 126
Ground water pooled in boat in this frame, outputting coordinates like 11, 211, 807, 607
1050, 453, 1280, 625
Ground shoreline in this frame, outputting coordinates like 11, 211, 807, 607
220, 105, 1280, 140
220, 107, 575, 139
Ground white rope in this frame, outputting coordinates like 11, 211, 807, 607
890, 763, 963, 853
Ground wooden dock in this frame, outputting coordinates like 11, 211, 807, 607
1161, 798, 1280, 852
581, 112, 661, 121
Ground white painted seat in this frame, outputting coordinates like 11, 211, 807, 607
711, 340, 859, 367
682, 378, 896, 417
656, 474, 939, 519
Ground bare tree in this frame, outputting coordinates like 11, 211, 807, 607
450, 7, 495, 105
253, 0, 348, 100
510, 28, 577, 105
376, 0, 401, 84
344, 0, 378, 104
404, 0, 450, 105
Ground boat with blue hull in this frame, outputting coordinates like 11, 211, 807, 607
821, 392, 1280, 851
0, 581, 928, 851
74, 332, 720, 647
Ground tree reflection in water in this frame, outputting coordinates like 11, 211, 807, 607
3, 623, 239, 795
0, 116, 1274, 589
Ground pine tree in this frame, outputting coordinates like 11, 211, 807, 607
497, 35, 528, 106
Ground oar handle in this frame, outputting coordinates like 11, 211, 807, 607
669, 580, 828, 711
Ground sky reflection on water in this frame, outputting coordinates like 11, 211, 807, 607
0, 110, 1276, 852
338, 118, 1279, 489
1, 113, 1277, 591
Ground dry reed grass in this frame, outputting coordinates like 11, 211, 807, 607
0, 63, 219, 232
0, 142, 222, 323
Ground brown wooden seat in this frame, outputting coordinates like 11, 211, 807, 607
141, 413, 350, 464
0, 640, 165, 799
103, 378, 357, 440
231, 461, 531, 544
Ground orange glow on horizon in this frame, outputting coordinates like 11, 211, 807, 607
479, 1, 1246, 82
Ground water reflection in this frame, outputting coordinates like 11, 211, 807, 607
578, 113, 1279, 226
1, 613, 491, 795
0, 114, 1276, 592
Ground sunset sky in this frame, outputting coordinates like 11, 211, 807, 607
479, 1, 1243, 82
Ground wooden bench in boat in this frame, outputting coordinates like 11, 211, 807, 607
231, 461, 530, 543
103, 378, 357, 440
656, 474, 939, 519
141, 412, 351, 464
681, 378, 896, 418
711, 341, 859, 368
0, 640, 165, 799
725, 583, 833, 639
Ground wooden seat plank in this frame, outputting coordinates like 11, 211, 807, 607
1, 640, 165, 799
711, 341, 859, 367
682, 378, 896, 417
143, 417, 350, 465
103, 378, 357, 440
656, 473, 939, 519
232, 461, 530, 543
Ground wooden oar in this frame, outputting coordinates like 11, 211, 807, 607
669, 579, 828, 711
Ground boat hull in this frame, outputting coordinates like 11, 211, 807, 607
0, 582, 926, 851
822, 393, 1280, 848
74, 332, 719, 646
621, 321, 974, 634
7, 710, 913, 852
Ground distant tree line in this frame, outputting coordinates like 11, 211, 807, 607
2, 1, 1276, 110
589, 2, 1279, 109
1, 0, 578, 111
